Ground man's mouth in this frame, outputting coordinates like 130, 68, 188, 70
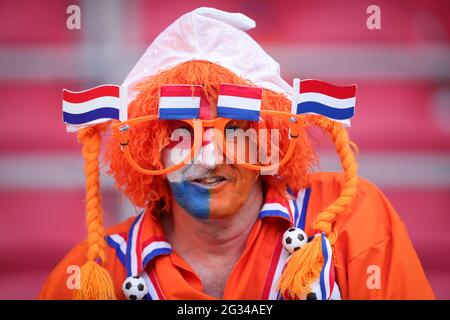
188, 176, 228, 189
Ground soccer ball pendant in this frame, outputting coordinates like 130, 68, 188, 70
122, 276, 148, 300
282, 227, 308, 253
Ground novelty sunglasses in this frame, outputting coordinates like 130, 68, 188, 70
111, 83, 303, 175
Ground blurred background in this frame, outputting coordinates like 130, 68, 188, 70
0, 0, 448, 299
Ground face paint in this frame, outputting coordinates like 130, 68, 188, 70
168, 179, 211, 219
163, 127, 216, 219
206, 165, 258, 219
163, 124, 258, 220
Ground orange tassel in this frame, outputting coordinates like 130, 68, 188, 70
277, 235, 324, 299
73, 261, 117, 300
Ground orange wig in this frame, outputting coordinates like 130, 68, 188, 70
104, 60, 318, 214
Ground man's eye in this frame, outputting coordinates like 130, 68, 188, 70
226, 121, 249, 131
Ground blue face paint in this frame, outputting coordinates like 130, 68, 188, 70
169, 181, 211, 219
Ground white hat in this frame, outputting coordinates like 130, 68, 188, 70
123, 7, 293, 101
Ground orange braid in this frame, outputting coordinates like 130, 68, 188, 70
73, 126, 116, 300
310, 116, 359, 243
278, 116, 358, 299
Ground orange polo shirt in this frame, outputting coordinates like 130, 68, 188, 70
39, 172, 435, 299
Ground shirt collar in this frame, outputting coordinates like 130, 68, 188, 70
107, 186, 311, 277
259, 187, 311, 229
106, 210, 172, 277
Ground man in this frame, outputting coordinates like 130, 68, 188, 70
40, 8, 434, 300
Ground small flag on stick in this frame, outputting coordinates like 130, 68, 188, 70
217, 84, 262, 121
291, 79, 356, 126
62, 84, 127, 132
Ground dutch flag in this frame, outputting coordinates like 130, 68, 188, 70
62, 84, 127, 130
158, 85, 202, 120
291, 79, 356, 126
217, 84, 262, 121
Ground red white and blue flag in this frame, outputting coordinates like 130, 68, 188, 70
217, 84, 262, 121
291, 79, 356, 126
158, 85, 202, 120
62, 84, 127, 131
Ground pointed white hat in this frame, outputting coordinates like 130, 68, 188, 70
123, 7, 292, 100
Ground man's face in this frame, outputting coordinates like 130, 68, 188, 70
162, 124, 259, 220
162, 92, 260, 219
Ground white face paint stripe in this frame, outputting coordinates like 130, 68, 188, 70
164, 128, 218, 182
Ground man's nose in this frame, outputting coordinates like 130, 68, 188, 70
198, 127, 218, 169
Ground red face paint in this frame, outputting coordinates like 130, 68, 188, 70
198, 91, 217, 120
